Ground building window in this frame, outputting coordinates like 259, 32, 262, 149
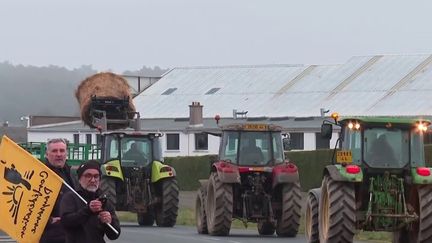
289, 133, 304, 150
86, 134, 92, 144
195, 133, 208, 150
166, 133, 180, 150
73, 134, 79, 144
315, 133, 330, 149
161, 88, 177, 95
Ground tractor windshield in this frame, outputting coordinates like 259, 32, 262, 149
121, 137, 153, 167
220, 131, 284, 166
104, 135, 153, 167
361, 127, 425, 168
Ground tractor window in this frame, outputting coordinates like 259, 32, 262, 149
220, 132, 239, 163
343, 128, 361, 164
411, 131, 426, 167
105, 136, 119, 161
272, 132, 284, 164
364, 128, 408, 168
121, 137, 152, 167
239, 132, 271, 166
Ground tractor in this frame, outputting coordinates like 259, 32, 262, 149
305, 114, 432, 243
91, 97, 179, 227
195, 123, 301, 236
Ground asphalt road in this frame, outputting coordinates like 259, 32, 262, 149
114, 224, 309, 243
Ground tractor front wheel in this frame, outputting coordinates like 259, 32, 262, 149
305, 188, 321, 243
276, 182, 301, 237
206, 172, 233, 236
257, 221, 275, 235
195, 185, 208, 234
137, 212, 154, 226
319, 175, 355, 243
155, 178, 179, 227
393, 185, 432, 243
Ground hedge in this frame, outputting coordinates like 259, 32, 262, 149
164, 145, 432, 191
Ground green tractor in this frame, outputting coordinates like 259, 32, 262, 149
90, 97, 179, 227
305, 114, 432, 243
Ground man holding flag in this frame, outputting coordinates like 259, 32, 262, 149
0, 136, 64, 243
40, 138, 76, 243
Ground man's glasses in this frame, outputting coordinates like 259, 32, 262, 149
82, 173, 100, 181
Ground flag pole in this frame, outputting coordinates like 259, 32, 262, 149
62, 180, 119, 235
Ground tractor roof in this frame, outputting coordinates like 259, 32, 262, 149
339, 117, 431, 126
221, 123, 283, 132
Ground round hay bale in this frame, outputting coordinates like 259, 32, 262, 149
75, 72, 136, 129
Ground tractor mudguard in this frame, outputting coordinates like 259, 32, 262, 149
198, 179, 209, 189
151, 160, 176, 183
272, 162, 299, 188
212, 161, 240, 183
101, 159, 124, 181
411, 168, 432, 184
325, 164, 363, 182
308, 188, 321, 201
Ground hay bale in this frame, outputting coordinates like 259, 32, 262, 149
75, 72, 136, 129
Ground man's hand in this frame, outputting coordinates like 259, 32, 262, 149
98, 211, 112, 224
88, 199, 103, 213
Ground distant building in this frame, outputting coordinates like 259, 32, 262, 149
27, 54, 432, 156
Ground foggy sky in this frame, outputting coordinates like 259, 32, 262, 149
1, 0, 432, 72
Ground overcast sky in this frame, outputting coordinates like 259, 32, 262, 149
1, 0, 432, 72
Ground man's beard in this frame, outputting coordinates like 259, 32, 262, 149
86, 185, 98, 192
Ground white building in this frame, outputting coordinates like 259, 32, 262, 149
27, 54, 432, 157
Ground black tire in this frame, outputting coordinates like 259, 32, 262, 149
155, 178, 179, 227
100, 176, 117, 208
319, 175, 355, 243
305, 189, 321, 243
137, 212, 154, 226
257, 221, 275, 235
393, 185, 432, 243
195, 185, 208, 234
206, 172, 233, 236
276, 182, 302, 237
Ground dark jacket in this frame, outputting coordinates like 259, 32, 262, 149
60, 186, 121, 243
40, 162, 76, 243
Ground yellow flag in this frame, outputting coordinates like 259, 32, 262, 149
0, 136, 63, 243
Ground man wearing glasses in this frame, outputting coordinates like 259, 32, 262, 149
41, 138, 76, 243
60, 160, 120, 243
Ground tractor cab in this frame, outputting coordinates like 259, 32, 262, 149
218, 123, 285, 166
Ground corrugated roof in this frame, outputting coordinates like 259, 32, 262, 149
133, 54, 432, 118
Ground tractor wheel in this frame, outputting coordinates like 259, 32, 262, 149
305, 189, 321, 243
393, 185, 432, 243
137, 212, 154, 226
100, 176, 117, 208
319, 175, 355, 243
276, 182, 301, 237
195, 185, 208, 234
206, 172, 233, 236
155, 178, 179, 227
257, 221, 275, 235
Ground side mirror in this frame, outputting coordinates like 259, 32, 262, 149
321, 124, 333, 139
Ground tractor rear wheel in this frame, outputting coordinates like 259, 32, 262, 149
319, 175, 355, 243
100, 176, 117, 208
276, 182, 301, 237
195, 185, 208, 234
137, 212, 154, 226
393, 185, 432, 243
155, 178, 179, 227
206, 172, 233, 236
305, 189, 321, 243
257, 221, 275, 235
